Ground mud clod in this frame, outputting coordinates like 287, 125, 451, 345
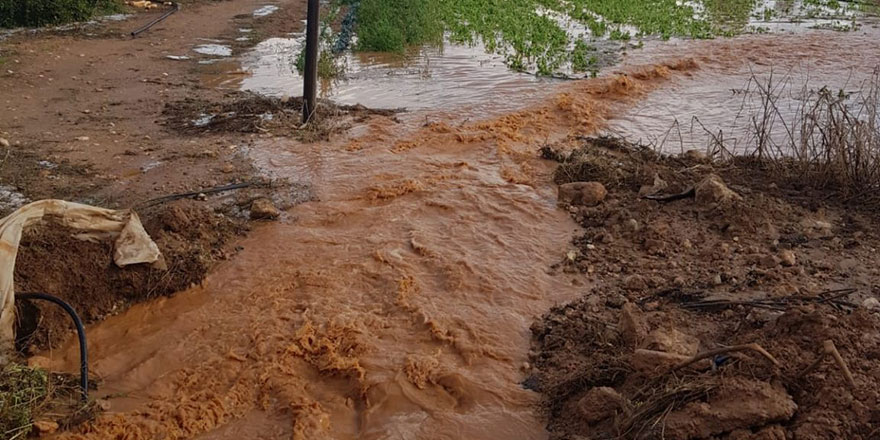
534, 136, 880, 440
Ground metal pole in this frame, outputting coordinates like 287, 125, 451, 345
303, 0, 320, 123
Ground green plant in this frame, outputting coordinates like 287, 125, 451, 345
0, 0, 121, 28
0, 364, 48, 439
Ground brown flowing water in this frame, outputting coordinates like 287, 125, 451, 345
43, 24, 880, 440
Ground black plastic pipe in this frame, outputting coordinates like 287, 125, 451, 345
17, 293, 89, 402
131, 2, 180, 37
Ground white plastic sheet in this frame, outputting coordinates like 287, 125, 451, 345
0, 200, 161, 362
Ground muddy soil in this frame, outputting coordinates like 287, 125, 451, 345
13, 200, 247, 353
530, 137, 880, 439
163, 92, 401, 139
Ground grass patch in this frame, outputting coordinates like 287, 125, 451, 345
0, 0, 122, 29
336, 0, 875, 75
713, 69, 880, 204
0, 364, 48, 439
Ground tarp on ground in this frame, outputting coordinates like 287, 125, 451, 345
0, 200, 161, 363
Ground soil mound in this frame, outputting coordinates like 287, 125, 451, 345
13, 200, 246, 353
162, 92, 401, 139
530, 137, 880, 439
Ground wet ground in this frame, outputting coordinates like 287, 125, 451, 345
2, 0, 880, 439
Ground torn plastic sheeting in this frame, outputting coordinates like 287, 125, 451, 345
0, 200, 161, 362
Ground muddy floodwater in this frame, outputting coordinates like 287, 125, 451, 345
41, 12, 880, 440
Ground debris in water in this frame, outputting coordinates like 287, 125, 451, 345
193, 44, 232, 57
253, 5, 279, 17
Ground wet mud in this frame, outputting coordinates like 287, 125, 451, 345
531, 137, 880, 439
44, 61, 695, 439
5, 3, 880, 439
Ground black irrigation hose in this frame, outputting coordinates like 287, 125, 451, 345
131, 2, 180, 37
17, 293, 89, 403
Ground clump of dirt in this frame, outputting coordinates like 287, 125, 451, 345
13, 200, 247, 353
529, 137, 880, 439
162, 92, 402, 140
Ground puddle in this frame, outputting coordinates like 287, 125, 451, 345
253, 5, 279, 17
193, 44, 232, 57
210, 36, 559, 118
606, 25, 880, 155
193, 114, 215, 127
0, 185, 28, 213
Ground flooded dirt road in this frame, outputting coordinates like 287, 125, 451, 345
27, 7, 880, 440
47, 58, 692, 438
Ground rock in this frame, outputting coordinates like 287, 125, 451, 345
75, 136, 90, 142
663, 379, 797, 440
33, 420, 59, 435
779, 250, 796, 267
221, 164, 236, 173
644, 328, 700, 356
250, 198, 280, 220
682, 149, 708, 162
695, 174, 742, 205
630, 349, 691, 372
558, 182, 607, 207
619, 302, 647, 347
862, 297, 880, 311
625, 218, 640, 233
758, 254, 780, 269
577, 387, 627, 424
623, 274, 647, 291
0, 137, 9, 148
638, 173, 668, 197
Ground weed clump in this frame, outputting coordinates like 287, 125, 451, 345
0, 364, 48, 439
355, 0, 443, 52
0, 0, 121, 29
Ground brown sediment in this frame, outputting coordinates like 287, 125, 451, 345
41, 59, 699, 440
32, 20, 880, 440
530, 137, 880, 439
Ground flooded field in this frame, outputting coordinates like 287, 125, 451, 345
4, 0, 880, 438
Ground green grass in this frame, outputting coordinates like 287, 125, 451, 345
0, 0, 122, 29
336, 0, 873, 75
0, 364, 48, 440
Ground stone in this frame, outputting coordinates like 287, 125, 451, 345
625, 218, 640, 233
638, 173, 668, 197
682, 149, 708, 162
577, 387, 627, 424
695, 174, 742, 205
759, 254, 780, 269
250, 198, 280, 220
33, 420, 59, 435
0, 137, 9, 148
779, 250, 796, 267
619, 302, 647, 347
862, 297, 880, 311
623, 274, 647, 291
75, 136, 90, 142
663, 379, 797, 440
558, 181, 607, 207
645, 328, 700, 356
221, 164, 236, 173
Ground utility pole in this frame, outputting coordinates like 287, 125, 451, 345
303, 0, 320, 123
